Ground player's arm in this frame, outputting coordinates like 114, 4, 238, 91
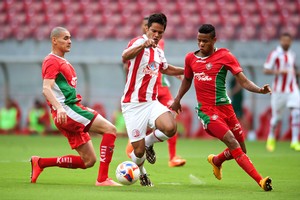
122, 39, 157, 61
161, 64, 184, 76
235, 72, 271, 94
42, 79, 67, 124
169, 76, 193, 114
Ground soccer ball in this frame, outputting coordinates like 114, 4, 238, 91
116, 161, 140, 185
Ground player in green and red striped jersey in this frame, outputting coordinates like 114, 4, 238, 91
30, 27, 121, 186
170, 24, 273, 191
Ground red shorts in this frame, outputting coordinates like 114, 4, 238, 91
157, 86, 173, 107
51, 103, 98, 149
196, 104, 244, 142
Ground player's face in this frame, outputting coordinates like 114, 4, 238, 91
280, 35, 292, 51
54, 30, 72, 53
197, 32, 216, 56
146, 22, 165, 45
141, 19, 148, 34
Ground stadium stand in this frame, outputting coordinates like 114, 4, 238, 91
0, 0, 299, 41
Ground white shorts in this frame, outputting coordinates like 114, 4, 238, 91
270, 91, 300, 124
121, 100, 170, 142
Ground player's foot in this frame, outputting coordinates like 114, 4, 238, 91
95, 178, 122, 186
168, 156, 186, 167
145, 145, 156, 164
290, 142, 300, 151
139, 174, 153, 187
266, 138, 276, 152
126, 140, 134, 158
30, 156, 43, 183
207, 154, 222, 180
259, 176, 273, 191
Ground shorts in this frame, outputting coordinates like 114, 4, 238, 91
270, 91, 300, 124
51, 102, 98, 149
157, 86, 173, 107
121, 100, 170, 142
196, 104, 244, 143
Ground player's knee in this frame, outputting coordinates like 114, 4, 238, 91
84, 157, 96, 168
164, 122, 177, 137
133, 147, 145, 158
223, 131, 240, 149
107, 124, 117, 134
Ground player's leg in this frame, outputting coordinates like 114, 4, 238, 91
289, 108, 300, 150
88, 114, 121, 186
266, 93, 285, 152
222, 131, 272, 191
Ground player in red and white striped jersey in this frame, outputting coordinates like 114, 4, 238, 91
264, 32, 300, 152
121, 13, 184, 186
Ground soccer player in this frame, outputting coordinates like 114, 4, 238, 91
124, 16, 186, 168
30, 27, 121, 186
264, 32, 300, 152
170, 24, 273, 191
121, 13, 184, 186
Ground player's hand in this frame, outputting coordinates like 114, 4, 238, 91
56, 107, 67, 124
260, 84, 272, 94
143, 39, 157, 48
169, 100, 182, 114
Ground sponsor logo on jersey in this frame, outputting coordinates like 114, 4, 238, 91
196, 59, 206, 63
132, 129, 141, 138
211, 114, 218, 120
194, 72, 212, 81
206, 62, 212, 70
143, 62, 159, 76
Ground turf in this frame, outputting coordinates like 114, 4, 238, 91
0, 135, 299, 200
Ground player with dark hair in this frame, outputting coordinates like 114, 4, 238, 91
170, 24, 273, 191
30, 27, 121, 186
122, 13, 184, 186
124, 16, 186, 167
264, 32, 300, 152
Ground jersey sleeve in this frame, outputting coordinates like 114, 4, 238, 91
224, 51, 243, 75
264, 50, 277, 70
122, 37, 145, 56
184, 53, 194, 79
42, 58, 60, 79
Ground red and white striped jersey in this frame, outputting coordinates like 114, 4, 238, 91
264, 46, 299, 93
121, 34, 168, 103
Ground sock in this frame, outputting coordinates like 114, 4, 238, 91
145, 129, 170, 147
167, 134, 177, 160
130, 151, 147, 175
97, 134, 116, 182
291, 124, 300, 144
267, 124, 275, 140
291, 108, 300, 144
231, 148, 262, 184
38, 155, 86, 169
213, 148, 233, 167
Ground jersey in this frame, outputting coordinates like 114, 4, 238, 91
122, 34, 168, 103
264, 46, 298, 93
184, 48, 243, 106
42, 53, 81, 108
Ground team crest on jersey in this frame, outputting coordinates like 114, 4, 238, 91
71, 77, 77, 86
132, 129, 141, 138
206, 62, 212, 70
211, 114, 218, 120
143, 62, 159, 77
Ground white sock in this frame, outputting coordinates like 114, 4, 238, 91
267, 124, 276, 140
145, 129, 170, 147
291, 108, 300, 144
291, 125, 299, 144
130, 151, 147, 175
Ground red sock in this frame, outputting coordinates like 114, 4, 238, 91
97, 133, 116, 182
213, 148, 233, 167
38, 155, 86, 169
167, 133, 177, 160
231, 148, 262, 184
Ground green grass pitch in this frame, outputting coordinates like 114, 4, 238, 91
0, 134, 299, 200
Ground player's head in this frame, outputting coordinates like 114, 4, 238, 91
146, 13, 167, 45
141, 16, 149, 34
50, 27, 71, 55
197, 24, 217, 56
279, 32, 292, 51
